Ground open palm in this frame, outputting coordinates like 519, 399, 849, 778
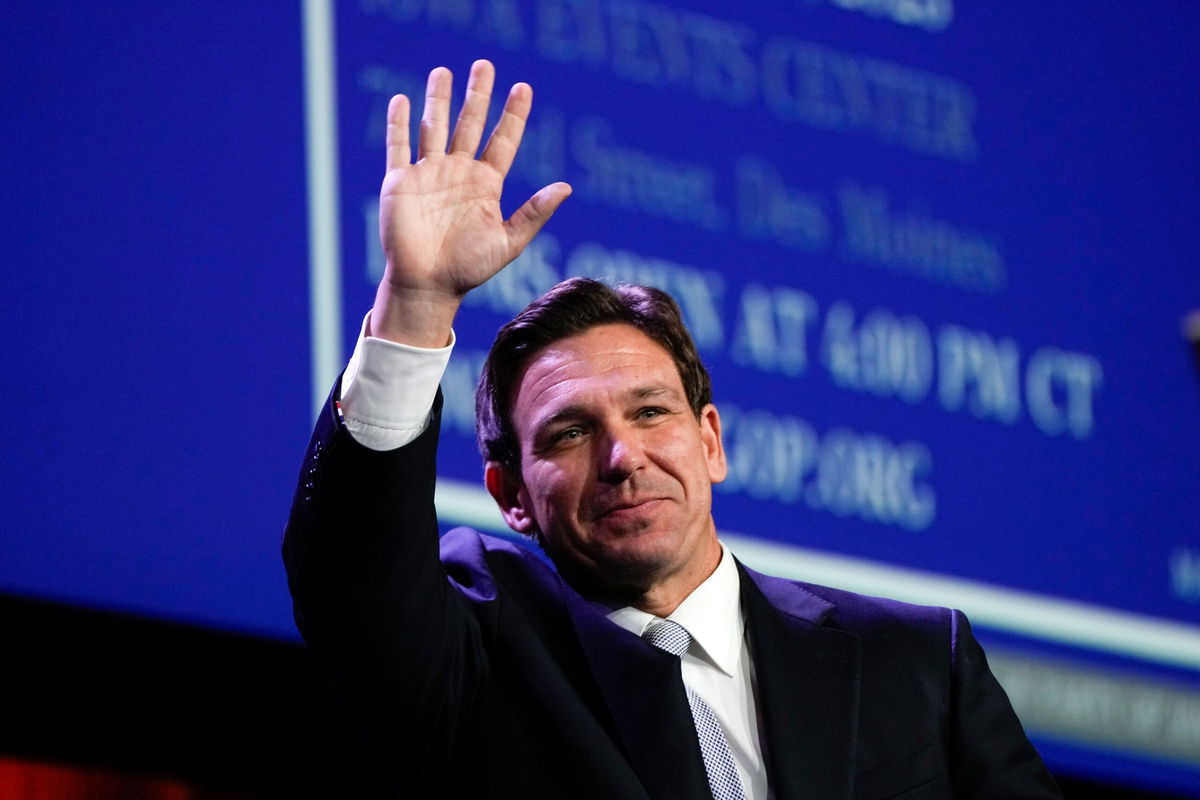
372, 61, 570, 346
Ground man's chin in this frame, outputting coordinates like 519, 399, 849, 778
597, 549, 674, 582
554, 536, 678, 595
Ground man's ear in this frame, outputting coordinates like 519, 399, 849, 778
485, 461, 538, 535
699, 403, 728, 484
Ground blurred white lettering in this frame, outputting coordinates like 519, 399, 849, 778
1025, 347, 1103, 438
732, 284, 819, 376
937, 325, 1021, 424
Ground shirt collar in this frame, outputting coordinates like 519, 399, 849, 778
605, 542, 744, 678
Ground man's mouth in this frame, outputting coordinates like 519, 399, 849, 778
594, 498, 664, 520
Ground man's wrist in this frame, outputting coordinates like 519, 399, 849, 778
367, 282, 461, 348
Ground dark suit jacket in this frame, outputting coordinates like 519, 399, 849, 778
284, 390, 1061, 799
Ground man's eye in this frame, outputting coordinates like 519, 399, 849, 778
553, 428, 583, 443
638, 407, 665, 419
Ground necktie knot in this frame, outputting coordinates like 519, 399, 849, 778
642, 619, 692, 658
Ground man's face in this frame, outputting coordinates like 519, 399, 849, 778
486, 323, 727, 594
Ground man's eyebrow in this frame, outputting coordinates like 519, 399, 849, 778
536, 404, 588, 430
628, 384, 684, 403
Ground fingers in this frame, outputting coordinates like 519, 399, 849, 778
418, 66, 453, 159
385, 94, 411, 172
481, 82, 533, 177
414, 61, 531, 172
449, 60, 495, 156
504, 182, 573, 258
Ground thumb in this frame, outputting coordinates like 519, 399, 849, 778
504, 182, 572, 259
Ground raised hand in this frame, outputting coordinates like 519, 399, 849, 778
370, 60, 572, 347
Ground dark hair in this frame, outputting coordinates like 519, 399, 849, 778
475, 277, 713, 472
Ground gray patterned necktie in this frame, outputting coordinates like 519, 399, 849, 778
642, 620, 747, 800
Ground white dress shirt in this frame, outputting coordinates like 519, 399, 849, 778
338, 313, 770, 799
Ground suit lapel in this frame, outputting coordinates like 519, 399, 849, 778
741, 564, 862, 800
560, 581, 711, 800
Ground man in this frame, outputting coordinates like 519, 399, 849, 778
284, 60, 1061, 799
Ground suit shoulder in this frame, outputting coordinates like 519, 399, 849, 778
745, 564, 957, 649
811, 580, 952, 628
793, 578, 968, 690
439, 526, 562, 604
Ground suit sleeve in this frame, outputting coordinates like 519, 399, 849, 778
282, 384, 492, 788
948, 611, 1063, 799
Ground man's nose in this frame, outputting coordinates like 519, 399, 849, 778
597, 429, 644, 483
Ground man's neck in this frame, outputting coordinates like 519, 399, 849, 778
584, 538, 725, 618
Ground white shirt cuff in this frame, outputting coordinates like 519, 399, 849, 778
337, 311, 455, 451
